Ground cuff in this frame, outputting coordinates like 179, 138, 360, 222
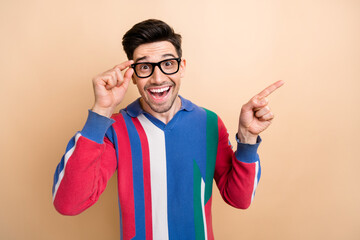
80, 110, 115, 144
235, 134, 261, 163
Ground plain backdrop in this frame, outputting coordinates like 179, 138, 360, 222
1, 0, 359, 239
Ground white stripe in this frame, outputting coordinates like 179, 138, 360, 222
201, 178, 208, 240
52, 133, 82, 202
137, 114, 169, 240
251, 161, 260, 202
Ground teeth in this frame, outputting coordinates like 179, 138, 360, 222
149, 86, 170, 93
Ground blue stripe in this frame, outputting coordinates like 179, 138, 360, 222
165, 106, 207, 239
52, 133, 78, 194
121, 111, 146, 239
105, 126, 123, 238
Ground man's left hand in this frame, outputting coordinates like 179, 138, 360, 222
238, 80, 285, 144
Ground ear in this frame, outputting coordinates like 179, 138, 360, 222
132, 75, 137, 84
180, 58, 186, 78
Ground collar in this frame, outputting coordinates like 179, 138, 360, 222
125, 95, 195, 118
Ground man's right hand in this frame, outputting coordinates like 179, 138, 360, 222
91, 60, 134, 118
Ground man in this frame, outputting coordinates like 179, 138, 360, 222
52, 19, 283, 240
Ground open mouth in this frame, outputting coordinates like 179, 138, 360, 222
147, 86, 171, 100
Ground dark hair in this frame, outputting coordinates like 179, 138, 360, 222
122, 19, 182, 60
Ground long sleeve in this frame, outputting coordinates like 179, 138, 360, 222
52, 111, 118, 215
214, 117, 261, 209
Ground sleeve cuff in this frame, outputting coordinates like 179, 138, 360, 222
80, 110, 115, 144
235, 134, 261, 163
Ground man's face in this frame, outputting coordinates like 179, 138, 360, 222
132, 41, 186, 114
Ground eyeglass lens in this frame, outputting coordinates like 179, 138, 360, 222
133, 58, 180, 78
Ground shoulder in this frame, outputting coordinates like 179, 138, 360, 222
180, 96, 219, 117
197, 106, 226, 133
110, 98, 142, 122
200, 107, 218, 119
184, 98, 221, 129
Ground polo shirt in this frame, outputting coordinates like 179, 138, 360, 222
52, 96, 261, 240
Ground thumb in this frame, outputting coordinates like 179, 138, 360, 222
123, 67, 134, 82
121, 68, 134, 90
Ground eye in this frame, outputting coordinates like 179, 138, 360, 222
164, 61, 174, 67
140, 64, 150, 70
162, 59, 177, 70
136, 63, 152, 72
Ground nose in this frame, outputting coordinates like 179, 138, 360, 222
150, 65, 166, 84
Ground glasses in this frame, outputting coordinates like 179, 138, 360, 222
131, 58, 181, 78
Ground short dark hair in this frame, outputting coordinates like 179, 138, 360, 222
122, 19, 182, 60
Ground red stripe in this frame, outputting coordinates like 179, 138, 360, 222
215, 116, 255, 208
112, 114, 135, 240
132, 117, 153, 240
205, 196, 214, 240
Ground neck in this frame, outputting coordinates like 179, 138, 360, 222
140, 96, 182, 124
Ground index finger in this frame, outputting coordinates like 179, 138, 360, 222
257, 80, 285, 99
113, 60, 134, 71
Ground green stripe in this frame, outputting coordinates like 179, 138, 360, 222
193, 160, 205, 240
204, 109, 219, 204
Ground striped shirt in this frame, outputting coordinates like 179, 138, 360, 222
52, 96, 261, 240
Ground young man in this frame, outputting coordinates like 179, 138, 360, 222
52, 19, 283, 240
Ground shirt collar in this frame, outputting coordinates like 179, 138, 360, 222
125, 95, 195, 118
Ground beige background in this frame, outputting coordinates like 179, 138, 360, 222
1, 0, 359, 239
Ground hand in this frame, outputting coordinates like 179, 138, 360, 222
238, 80, 285, 144
91, 60, 134, 118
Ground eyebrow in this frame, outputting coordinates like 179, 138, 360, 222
134, 53, 177, 63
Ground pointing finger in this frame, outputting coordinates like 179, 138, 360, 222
242, 96, 268, 112
257, 80, 285, 99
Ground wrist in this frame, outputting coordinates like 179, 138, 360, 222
237, 127, 258, 144
91, 105, 115, 118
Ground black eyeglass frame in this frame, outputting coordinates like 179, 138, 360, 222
131, 58, 182, 78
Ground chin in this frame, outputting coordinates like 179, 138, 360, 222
143, 93, 179, 114
148, 102, 173, 114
